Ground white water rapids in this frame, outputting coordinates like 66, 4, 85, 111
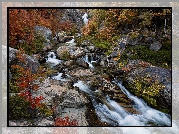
46, 52, 62, 67
83, 54, 96, 68
45, 50, 171, 126
44, 44, 171, 127
74, 80, 171, 126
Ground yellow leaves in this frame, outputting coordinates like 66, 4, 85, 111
113, 52, 120, 61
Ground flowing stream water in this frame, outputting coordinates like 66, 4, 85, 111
45, 47, 171, 126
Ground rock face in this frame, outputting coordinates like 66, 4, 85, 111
35, 79, 89, 126
150, 41, 162, 51
56, 45, 85, 60
42, 42, 53, 51
34, 25, 52, 40
76, 58, 89, 69
60, 9, 84, 32
9, 47, 40, 74
123, 60, 171, 114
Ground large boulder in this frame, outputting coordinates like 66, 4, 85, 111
123, 60, 171, 114
34, 25, 52, 41
76, 58, 89, 69
9, 47, 40, 74
56, 46, 85, 60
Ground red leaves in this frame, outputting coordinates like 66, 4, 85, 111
19, 91, 43, 110
9, 9, 68, 48
54, 116, 78, 126
32, 84, 40, 91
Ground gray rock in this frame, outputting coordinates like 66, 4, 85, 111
9, 47, 40, 74
44, 43, 52, 50
76, 58, 89, 69
100, 60, 107, 67
57, 46, 85, 60
150, 41, 162, 51
37, 117, 54, 126
120, 42, 126, 49
61, 90, 88, 109
87, 45, 95, 52
81, 40, 91, 46
64, 60, 74, 66
32, 53, 46, 64
110, 51, 119, 58
123, 61, 171, 114
34, 25, 52, 40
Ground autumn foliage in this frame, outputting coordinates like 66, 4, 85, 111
9, 9, 74, 54
54, 116, 78, 126
9, 51, 53, 119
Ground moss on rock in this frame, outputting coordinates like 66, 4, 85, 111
123, 75, 171, 114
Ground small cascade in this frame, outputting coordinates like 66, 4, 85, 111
83, 54, 96, 68
46, 52, 62, 67
66, 38, 75, 44
82, 13, 88, 25
52, 72, 70, 81
114, 79, 171, 126
164, 18, 167, 34
74, 80, 171, 126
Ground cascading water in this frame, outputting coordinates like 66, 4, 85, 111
82, 13, 88, 25
114, 80, 171, 126
83, 54, 96, 68
52, 72, 70, 81
164, 18, 167, 34
74, 80, 171, 126
46, 52, 62, 67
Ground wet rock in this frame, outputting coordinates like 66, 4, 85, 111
63, 60, 74, 66
88, 76, 103, 91
70, 68, 94, 78
87, 45, 96, 52
100, 57, 108, 68
76, 58, 89, 69
150, 41, 162, 51
81, 40, 92, 46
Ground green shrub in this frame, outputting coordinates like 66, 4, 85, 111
120, 42, 171, 68
60, 49, 70, 60
9, 94, 31, 119
18, 34, 46, 55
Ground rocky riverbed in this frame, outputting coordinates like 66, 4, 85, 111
8, 9, 172, 126
8, 35, 171, 126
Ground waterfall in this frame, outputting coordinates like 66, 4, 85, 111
164, 18, 167, 34
46, 52, 62, 67
52, 72, 70, 81
74, 80, 171, 126
114, 80, 171, 126
82, 13, 88, 25
83, 54, 96, 68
